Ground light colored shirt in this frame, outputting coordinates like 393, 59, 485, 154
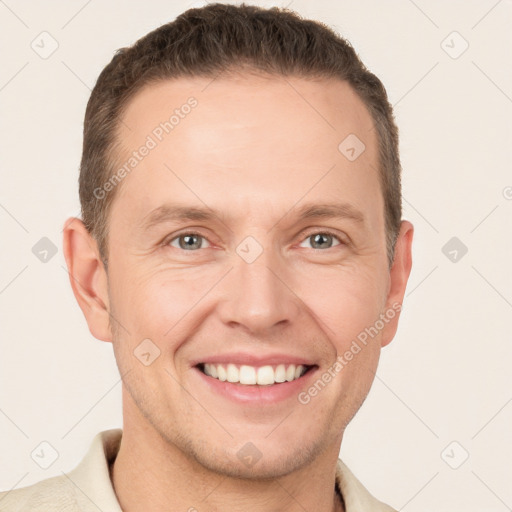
0, 429, 397, 511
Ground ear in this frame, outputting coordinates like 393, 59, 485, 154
380, 220, 414, 347
62, 217, 112, 342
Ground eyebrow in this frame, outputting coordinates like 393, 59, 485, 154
139, 201, 365, 231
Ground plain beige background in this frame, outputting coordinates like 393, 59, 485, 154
1, 1, 511, 510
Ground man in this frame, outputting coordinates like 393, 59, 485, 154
0, 3, 412, 511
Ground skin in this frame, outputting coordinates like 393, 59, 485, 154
63, 73, 413, 512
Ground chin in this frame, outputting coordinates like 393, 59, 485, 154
182, 435, 326, 480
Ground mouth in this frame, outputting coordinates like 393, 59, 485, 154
196, 363, 316, 386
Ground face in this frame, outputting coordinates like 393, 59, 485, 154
66, 73, 413, 479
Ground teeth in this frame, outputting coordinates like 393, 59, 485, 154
209, 364, 218, 379
275, 364, 286, 383
256, 365, 274, 385
240, 365, 256, 385
217, 365, 227, 382
226, 363, 239, 383
285, 365, 296, 382
202, 363, 308, 386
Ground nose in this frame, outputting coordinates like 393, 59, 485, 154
216, 239, 301, 335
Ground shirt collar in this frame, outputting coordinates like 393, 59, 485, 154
66, 429, 123, 512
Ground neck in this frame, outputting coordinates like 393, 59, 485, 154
111, 405, 345, 512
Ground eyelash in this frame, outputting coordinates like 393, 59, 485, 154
164, 229, 346, 251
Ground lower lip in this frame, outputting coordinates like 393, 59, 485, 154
193, 366, 318, 404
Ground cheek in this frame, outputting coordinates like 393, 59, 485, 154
292, 262, 387, 349
108, 265, 209, 343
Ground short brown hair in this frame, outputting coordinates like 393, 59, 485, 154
79, 2, 402, 267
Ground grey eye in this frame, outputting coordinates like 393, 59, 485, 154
299, 232, 341, 250
169, 234, 209, 250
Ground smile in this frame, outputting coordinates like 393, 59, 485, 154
197, 363, 313, 386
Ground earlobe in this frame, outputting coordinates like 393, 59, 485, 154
62, 217, 113, 342
380, 220, 414, 347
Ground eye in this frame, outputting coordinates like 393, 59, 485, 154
167, 232, 211, 251
164, 230, 344, 252
299, 231, 343, 250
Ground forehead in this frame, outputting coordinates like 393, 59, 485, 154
109, 74, 381, 232
117, 73, 376, 155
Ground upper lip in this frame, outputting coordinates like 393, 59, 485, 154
191, 352, 316, 367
